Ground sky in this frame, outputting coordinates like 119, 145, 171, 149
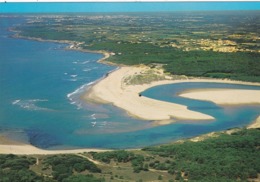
0, 2, 260, 13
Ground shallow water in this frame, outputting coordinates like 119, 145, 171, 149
1, 17, 260, 149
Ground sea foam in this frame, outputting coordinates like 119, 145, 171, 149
83, 68, 92, 72
81, 60, 90, 64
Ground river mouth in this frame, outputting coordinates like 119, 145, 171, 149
1, 17, 260, 150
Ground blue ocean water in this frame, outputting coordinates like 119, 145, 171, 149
1, 16, 260, 149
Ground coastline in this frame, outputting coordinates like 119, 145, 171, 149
3, 34, 259, 155
13, 34, 117, 66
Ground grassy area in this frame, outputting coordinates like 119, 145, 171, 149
123, 68, 166, 85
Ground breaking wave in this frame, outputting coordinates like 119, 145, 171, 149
67, 81, 96, 109
12, 99, 50, 111
67, 67, 119, 109
83, 68, 92, 72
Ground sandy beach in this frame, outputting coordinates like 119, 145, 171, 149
0, 136, 110, 155
84, 66, 215, 121
83, 65, 260, 122
0, 133, 109, 155
0, 144, 109, 155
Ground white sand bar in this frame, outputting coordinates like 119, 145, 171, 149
0, 143, 109, 155
84, 66, 215, 121
179, 89, 260, 105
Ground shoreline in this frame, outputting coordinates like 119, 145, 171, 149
13, 34, 118, 66
1, 116, 259, 155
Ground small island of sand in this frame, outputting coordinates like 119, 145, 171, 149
179, 88, 260, 105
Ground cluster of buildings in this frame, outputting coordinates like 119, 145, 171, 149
171, 38, 259, 53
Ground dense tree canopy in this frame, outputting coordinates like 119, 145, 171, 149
143, 129, 260, 181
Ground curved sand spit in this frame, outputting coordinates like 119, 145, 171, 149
84, 66, 260, 121
84, 66, 214, 121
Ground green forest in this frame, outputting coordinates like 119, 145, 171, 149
92, 42, 260, 82
143, 129, 260, 181
1, 128, 260, 182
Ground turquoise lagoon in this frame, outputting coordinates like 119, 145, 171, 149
1, 17, 260, 149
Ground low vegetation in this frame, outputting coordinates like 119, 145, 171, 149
0, 154, 47, 182
91, 150, 146, 173
43, 154, 101, 181
123, 69, 166, 85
